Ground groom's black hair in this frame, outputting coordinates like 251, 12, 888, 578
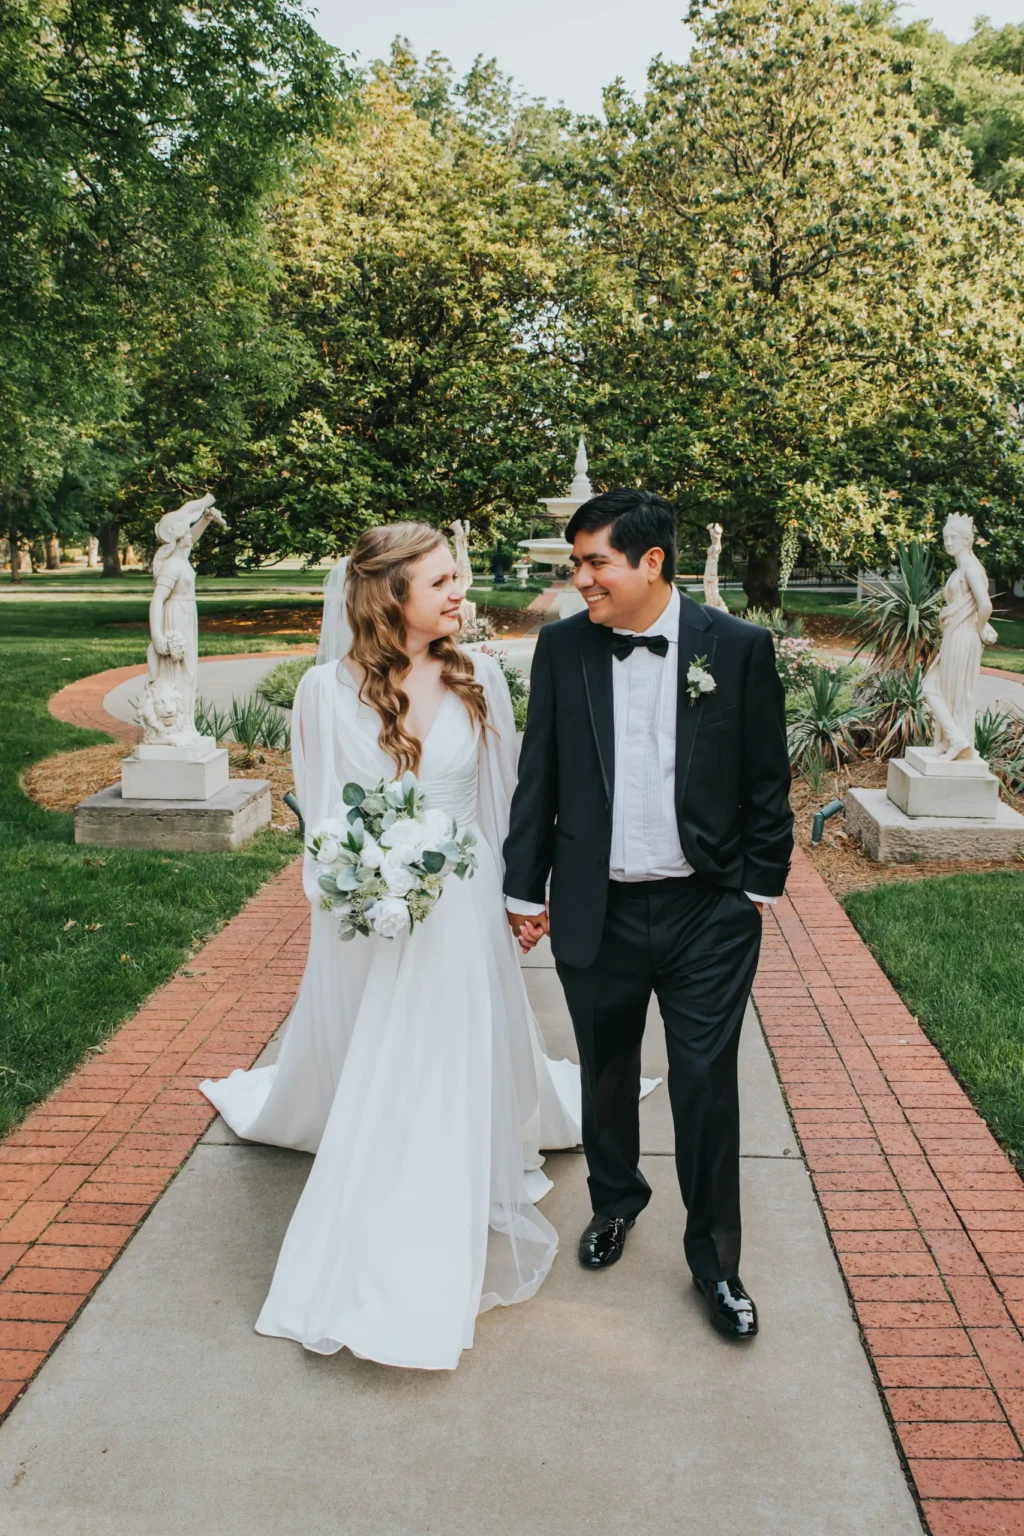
564, 488, 676, 583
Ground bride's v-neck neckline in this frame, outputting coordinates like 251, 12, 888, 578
336, 661, 451, 756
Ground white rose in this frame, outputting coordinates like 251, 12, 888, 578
367, 896, 411, 939
421, 807, 453, 845
359, 834, 383, 870
316, 836, 340, 865
380, 850, 417, 897
699, 674, 716, 693
319, 816, 348, 839
380, 817, 428, 860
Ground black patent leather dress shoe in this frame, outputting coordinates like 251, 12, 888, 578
692, 1275, 759, 1339
578, 1214, 635, 1269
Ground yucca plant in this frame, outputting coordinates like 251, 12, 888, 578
228, 695, 290, 762
975, 707, 1024, 795
787, 667, 864, 770
854, 544, 943, 672
194, 698, 230, 743
854, 665, 930, 760
799, 745, 831, 796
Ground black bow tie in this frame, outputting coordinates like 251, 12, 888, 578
611, 632, 670, 662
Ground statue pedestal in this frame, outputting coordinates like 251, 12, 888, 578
887, 748, 999, 820
846, 788, 1024, 864
121, 741, 229, 802
75, 780, 271, 853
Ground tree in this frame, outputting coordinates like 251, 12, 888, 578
0, 0, 343, 576
212, 55, 576, 563
893, 17, 1024, 203
562, 0, 1024, 607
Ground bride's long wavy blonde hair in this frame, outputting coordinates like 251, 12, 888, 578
345, 522, 489, 774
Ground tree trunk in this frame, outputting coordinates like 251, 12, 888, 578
123, 543, 136, 568
45, 533, 60, 569
743, 548, 780, 611
86, 536, 100, 568
30, 538, 45, 571
98, 521, 121, 578
8, 526, 21, 583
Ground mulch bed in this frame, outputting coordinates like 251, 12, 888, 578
23, 743, 300, 833
105, 606, 322, 636
793, 756, 1024, 900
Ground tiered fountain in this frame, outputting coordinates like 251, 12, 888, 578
518, 437, 593, 619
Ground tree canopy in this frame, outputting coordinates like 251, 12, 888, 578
5, 1, 1024, 598
0, 0, 343, 571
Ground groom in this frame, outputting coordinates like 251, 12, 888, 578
504, 488, 793, 1340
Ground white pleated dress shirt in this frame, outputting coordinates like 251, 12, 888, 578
506, 586, 774, 916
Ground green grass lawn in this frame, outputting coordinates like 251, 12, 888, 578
468, 583, 548, 610
846, 872, 1024, 1171
0, 596, 313, 1137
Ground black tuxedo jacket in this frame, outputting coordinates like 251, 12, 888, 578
502, 593, 794, 969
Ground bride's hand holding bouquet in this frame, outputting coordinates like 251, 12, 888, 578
309, 772, 477, 941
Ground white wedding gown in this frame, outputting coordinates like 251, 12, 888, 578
200, 651, 589, 1371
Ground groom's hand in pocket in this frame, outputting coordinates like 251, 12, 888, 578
507, 909, 549, 954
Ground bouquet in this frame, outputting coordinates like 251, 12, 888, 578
308, 773, 478, 941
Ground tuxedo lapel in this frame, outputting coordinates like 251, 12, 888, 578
579, 620, 614, 811
675, 594, 716, 814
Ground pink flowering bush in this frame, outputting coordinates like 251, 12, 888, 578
774, 636, 821, 694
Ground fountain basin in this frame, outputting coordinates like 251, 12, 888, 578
519, 537, 572, 569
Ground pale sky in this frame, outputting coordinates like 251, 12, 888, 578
312, 0, 1024, 117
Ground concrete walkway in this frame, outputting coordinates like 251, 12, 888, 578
0, 937, 921, 1534
99, 641, 538, 729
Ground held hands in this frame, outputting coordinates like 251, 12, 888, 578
507, 908, 549, 954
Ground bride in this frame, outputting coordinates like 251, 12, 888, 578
200, 523, 583, 1371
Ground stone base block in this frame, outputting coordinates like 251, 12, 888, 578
75, 781, 271, 853
846, 787, 1024, 864
887, 757, 999, 819
904, 745, 990, 779
121, 745, 229, 802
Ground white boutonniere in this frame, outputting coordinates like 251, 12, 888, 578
686, 655, 717, 706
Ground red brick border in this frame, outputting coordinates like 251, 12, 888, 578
0, 862, 308, 1420
48, 663, 147, 745
757, 847, 1024, 1536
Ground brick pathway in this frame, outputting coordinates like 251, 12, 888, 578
0, 861, 307, 1421
5, 745, 1024, 1533
49, 663, 147, 745
757, 847, 1024, 1536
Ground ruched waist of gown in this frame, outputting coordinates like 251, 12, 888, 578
417, 782, 478, 831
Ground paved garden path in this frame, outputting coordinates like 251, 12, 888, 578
0, 856, 927, 1535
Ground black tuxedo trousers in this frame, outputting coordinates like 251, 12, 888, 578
556, 875, 761, 1282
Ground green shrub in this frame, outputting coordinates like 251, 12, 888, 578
259, 655, 315, 709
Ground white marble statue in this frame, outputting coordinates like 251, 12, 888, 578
703, 523, 729, 611
141, 493, 226, 747
450, 518, 473, 589
449, 518, 477, 626
922, 513, 998, 762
